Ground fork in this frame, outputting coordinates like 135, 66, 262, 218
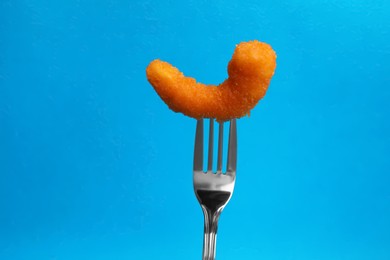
193, 118, 237, 260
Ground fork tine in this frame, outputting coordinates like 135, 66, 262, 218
193, 119, 204, 172
207, 119, 214, 172
217, 122, 223, 173
226, 119, 237, 175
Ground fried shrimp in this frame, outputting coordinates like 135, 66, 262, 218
146, 40, 276, 121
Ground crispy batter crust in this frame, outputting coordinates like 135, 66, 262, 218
146, 40, 276, 121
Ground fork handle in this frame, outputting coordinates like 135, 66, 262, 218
201, 207, 223, 260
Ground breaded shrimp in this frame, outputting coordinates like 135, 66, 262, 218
146, 40, 276, 121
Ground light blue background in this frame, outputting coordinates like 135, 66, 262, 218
1, 0, 389, 259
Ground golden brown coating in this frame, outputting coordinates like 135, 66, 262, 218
146, 40, 276, 121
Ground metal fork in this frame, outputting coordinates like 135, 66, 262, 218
193, 118, 237, 260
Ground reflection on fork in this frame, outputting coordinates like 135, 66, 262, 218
193, 118, 237, 260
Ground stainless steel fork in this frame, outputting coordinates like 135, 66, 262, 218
193, 118, 237, 260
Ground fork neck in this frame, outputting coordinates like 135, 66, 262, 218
201, 205, 224, 260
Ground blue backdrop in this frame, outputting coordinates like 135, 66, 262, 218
1, 0, 389, 259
